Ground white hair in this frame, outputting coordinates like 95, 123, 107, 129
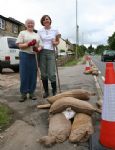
25, 19, 35, 26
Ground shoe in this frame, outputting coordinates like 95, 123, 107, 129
51, 81, 57, 96
43, 92, 49, 98
29, 93, 37, 100
42, 79, 49, 98
52, 90, 57, 96
19, 94, 27, 102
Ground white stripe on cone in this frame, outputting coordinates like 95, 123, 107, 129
102, 84, 115, 121
86, 61, 90, 67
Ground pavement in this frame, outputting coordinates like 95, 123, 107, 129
0, 63, 107, 150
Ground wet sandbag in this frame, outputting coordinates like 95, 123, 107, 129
47, 89, 95, 104
39, 113, 71, 147
49, 97, 100, 115
69, 113, 94, 142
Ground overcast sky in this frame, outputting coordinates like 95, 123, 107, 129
0, 0, 115, 47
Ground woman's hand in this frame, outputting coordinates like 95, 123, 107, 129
38, 46, 43, 52
33, 46, 43, 53
52, 39, 59, 46
28, 39, 36, 46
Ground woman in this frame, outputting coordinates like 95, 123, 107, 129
38, 15, 61, 98
16, 19, 42, 102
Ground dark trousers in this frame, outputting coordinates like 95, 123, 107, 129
19, 52, 37, 94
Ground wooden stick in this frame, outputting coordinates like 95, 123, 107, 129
35, 53, 43, 98
37, 104, 51, 109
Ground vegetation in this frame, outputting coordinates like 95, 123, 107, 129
76, 45, 86, 58
0, 104, 12, 131
108, 32, 115, 50
60, 49, 65, 52
64, 58, 77, 66
64, 56, 83, 67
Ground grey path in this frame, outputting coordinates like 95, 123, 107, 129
0, 64, 99, 150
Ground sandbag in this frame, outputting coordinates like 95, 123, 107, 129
39, 113, 71, 147
47, 89, 95, 104
92, 70, 99, 76
49, 97, 99, 115
48, 113, 71, 142
69, 113, 94, 142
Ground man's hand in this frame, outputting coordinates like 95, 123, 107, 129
28, 39, 36, 46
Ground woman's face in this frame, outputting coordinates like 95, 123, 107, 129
43, 17, 51, 27
25, 20, 35, 31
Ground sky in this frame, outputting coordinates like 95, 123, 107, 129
0, 0, 115, 47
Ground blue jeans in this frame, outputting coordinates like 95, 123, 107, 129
19, 52, 37, 94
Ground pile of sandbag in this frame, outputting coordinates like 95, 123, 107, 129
84, 65, 99, 76
38, 89, 100, 147
91, 65, 99, 76
47, 89, 95, 104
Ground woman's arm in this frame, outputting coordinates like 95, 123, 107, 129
17, 43, 28, 49
17, 39, 36, 49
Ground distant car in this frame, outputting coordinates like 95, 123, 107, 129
101, 50, 115, 62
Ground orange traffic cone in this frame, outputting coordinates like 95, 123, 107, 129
100, 62, 115, 149
84, 56, 91, 74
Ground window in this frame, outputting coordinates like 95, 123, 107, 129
7, 38, 19, 49
0, 18, 5, 29
12, 24, 18, 33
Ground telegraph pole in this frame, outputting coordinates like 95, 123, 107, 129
76, 0, 78, 59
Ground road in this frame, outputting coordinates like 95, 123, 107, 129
91, 55, 115, 93
92, 55, 115, 76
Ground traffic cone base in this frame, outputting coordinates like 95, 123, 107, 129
100, 120, 115, 149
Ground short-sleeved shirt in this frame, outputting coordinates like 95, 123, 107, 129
16, 30, 42, 54
38, 27, 60, 50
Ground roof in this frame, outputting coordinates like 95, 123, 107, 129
0, 15, 24, 26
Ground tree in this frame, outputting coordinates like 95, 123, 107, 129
95, 45, 109, 54
77, 45, 87, 58
87, 45, 94, 54
108, 32, 115, 50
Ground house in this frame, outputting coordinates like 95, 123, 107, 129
0, 15, 25, 37
57, 38, 74, 55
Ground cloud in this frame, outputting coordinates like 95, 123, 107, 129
78, 0, 115, 45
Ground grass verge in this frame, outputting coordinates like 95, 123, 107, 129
0, 103, 12, 131
64, 57, 83, 67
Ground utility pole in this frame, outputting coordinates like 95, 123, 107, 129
77, 25, 79, 45
76, 0, 78, 59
